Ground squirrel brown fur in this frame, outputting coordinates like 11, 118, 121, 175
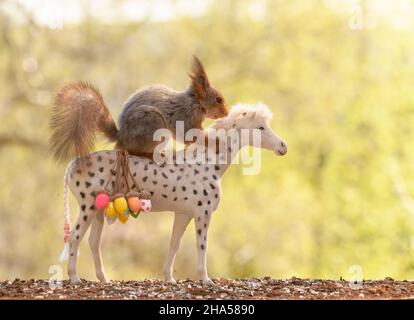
49, 56, 228, 161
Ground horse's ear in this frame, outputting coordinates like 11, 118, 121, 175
189, 56, 210, 99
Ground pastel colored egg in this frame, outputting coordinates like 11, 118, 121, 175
105, 202, 117, 219
114, 197, 128, 214
95, 192, 110, 209
127, 196, 141, 212
140, 199, 152, 212
118, 210, 129, 224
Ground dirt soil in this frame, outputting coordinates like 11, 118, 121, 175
1, 277, 413, 300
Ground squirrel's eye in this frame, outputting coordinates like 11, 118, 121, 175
215, 96, 223, 104
258, 126, 265, 130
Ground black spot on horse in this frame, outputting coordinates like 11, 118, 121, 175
97, 155, 103, 162
83, 215, 88, 221
109, 159, 115, 164
153, 180, 158, 185
88, 172, 94, 177
201, 244, 205, 250
215, 165, 220, 170
173, 197, 177, 201
76, 224, 80, 230
89, 205, 95, 210
197, 201, 202, 206
163, 184, 168, 188
76, 181, 80, 187
177, 176, 182, 181
153, 169, 157, 175
80, 192, 85, 199
203, 189, 208, 196
85, 181, 91, 188
182, 186, 186, 191
162, 194, 167, 198
172, 186, 176, 192
209, 183, 216, 190
162, 172, 168, 179
110, 169, 116, 176
143, 176, 148, 182
205, 210, 208, 215
81, 205, 86, 211
98, 167, 104, 173
197, 229, 202, 235
212, 174, 217, 180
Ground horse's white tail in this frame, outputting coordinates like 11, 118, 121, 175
59, 160, 74, 262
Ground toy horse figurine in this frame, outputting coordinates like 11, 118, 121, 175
60, 103, 288, 285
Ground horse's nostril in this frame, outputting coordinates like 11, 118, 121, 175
281, 141, 286, 148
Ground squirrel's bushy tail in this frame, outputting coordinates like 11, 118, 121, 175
49, 82, 118, 161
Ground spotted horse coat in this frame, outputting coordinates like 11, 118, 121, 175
63, 103, 288, 285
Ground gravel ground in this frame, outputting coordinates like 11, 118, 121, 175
0, 277, 413, 300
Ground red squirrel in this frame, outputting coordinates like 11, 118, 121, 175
50, 56, 228, 160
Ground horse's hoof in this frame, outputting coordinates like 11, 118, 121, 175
165, 277, 177, 284
70, 275, 82, 284
202, 278, 214, 286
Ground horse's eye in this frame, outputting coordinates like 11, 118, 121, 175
215, 96, 222, 104
259, 126, 265, 130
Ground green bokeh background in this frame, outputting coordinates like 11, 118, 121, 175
1, 0, 414, 281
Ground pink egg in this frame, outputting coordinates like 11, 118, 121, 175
95, 192, 110, 209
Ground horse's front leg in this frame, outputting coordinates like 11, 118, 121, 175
194, 209, 213, 285
163, 212, 192, 283
88, 211, 107, 283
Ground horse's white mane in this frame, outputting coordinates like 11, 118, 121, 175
211, 103, 273, 129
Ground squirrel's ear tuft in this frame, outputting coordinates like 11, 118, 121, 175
189, 56, 210, 99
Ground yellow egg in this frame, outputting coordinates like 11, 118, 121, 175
105, 202, 117, 219
114, 197, 128, 214
118, 210, 129, 224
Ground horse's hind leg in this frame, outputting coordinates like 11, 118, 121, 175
163, 212, 192, 283
88, 211, 108, 282
68, 208, 96, 284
